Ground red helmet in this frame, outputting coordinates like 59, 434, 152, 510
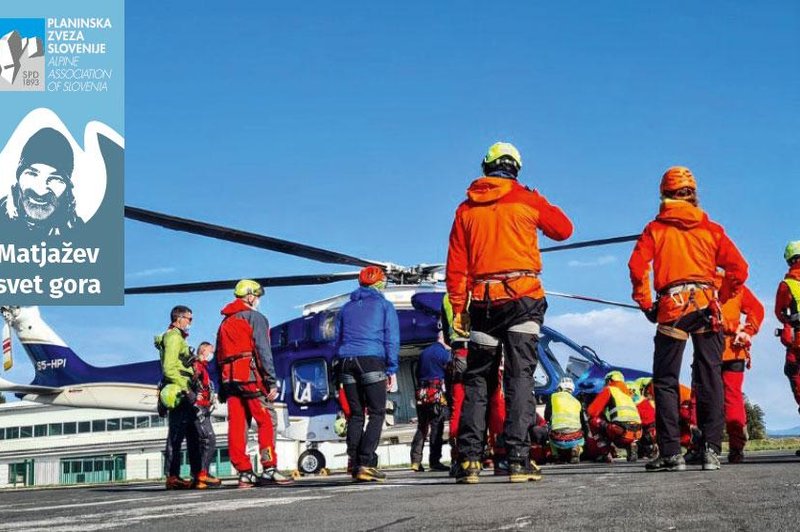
359, 266, 386, 286
660, 166, 697, 194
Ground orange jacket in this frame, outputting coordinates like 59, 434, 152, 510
446, 177, 573, 314
775, 262, 800, 324
586, 381, 633, 419
627, 200, 748, 316
720, 285, 764, 362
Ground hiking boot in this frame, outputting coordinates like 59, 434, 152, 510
197, 471, 222, 488
493, 459, 509, 476
509, 460, 542, 483
429, 462, 450, 472
356, 466, 386, 482
259, 467, 294, 485
191, 477, 208, 490
627, 442, 638, 463
645, 453, 686, 472
569, 446, 582, 464
728, 448, 744, 464
165, 475, 192, 490
683, 448, 703, 465
702, 446, 721, 471
410, 462, 425, 472
238, 470, 258, 488
455, 460, 481, 484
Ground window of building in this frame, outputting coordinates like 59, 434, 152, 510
150, 415, 165, 427
0, 428, 5, 440
48, 423, 63, 436
63, 422, 77, 435
34, 424, 47, 437
92, 419, 106, 432
59, 454, 126, 485
121, 417, 135, 430
20, 426, 33, 438
106, 418, 120, 431
6, 426, 19, 439
136, 416, 150, 429
78, 421, 91, 433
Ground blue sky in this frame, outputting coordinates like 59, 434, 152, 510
5, 1, 800, 427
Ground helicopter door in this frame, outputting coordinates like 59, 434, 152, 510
290, 358, 330, 407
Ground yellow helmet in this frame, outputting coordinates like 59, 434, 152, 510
234, 279, 264, 298
159, 384, 182, 410
785, 241, 800, 264
483, 142, 522, 170
604, 370, 625, 384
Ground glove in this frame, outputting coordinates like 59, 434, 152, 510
452, 311, 471, 337
643, 303, 659, 324
733, 329, 752, 347
266, 387, 279, 401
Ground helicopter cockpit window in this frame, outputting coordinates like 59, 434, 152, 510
541, 336, 593, 381
534, 363, 549, 388
291, 358, 330, 405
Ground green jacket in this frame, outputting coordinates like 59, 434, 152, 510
155, 327, 194, 391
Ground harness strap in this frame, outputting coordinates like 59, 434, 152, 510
657, 324, 690, 340
470, 330, 500, 347
508, 321, 541, 336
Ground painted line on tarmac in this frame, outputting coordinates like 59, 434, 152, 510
0, 495, 331, 532
2, 496, 154, 513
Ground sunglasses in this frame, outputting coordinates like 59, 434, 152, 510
180, 315, 193, 322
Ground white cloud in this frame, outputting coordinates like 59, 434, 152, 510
567, 255, 617, 268
547, 308, 800, 431
125, 267, 176, 279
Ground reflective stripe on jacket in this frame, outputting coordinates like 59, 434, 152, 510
549, 391, 583, 432
775, 264, 800, 325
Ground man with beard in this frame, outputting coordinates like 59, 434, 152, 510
1, 127, 83, 237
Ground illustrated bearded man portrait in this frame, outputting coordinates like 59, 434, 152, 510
1, 127, 84, 237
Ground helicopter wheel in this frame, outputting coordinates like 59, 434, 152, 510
297, 449, 326, 475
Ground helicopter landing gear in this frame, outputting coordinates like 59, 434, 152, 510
293, 447, 328, 478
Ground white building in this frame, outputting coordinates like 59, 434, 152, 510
0, 401, 431, 488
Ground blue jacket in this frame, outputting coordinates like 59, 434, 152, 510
335, 286, 400, 375
417, 342, 450, 382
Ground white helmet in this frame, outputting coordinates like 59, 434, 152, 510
557, 377, 575, 394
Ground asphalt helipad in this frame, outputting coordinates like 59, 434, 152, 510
1, 451, 799, 531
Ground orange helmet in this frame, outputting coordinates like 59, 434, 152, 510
660, 166, 697, 194
358, 266, 386, 287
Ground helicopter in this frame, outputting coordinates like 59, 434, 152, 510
0, 206, 650, 475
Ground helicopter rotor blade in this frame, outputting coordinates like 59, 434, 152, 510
541, 234, 641, 253
125, 206, 386, 269
545, 290, 639, 309
125, 272, 361, 295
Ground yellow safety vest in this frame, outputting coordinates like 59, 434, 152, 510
607, 386, 641, 424
785, 279, 800, 322
550, 391, 582, 431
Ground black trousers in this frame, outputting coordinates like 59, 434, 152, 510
458, 296, 547, 463
653, 309, 724, 456
165, 399, 201, 477
410, 402, 447, 465
341, 356, 387, 468
194, 406, 217, 474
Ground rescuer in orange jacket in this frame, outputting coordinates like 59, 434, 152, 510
586, 371, 642, 462
628, 166, 748, 472
446, 142, 573, 484
713, 273, 764, 464
216, 279, 293, 487
775, 241, 800, 454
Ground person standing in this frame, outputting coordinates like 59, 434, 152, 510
156, 305, 201, 490
628, 166, 748, 472
191, 341, 222, 488
446, 141, 573, 484
775, 240, 800, 455
410, 331, 451, 472
716, 278, 764, 463
216, 280, 292, 487
335, 266, 400, 482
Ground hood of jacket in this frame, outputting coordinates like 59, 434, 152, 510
221, 298, 251, 317
350, 286, 384, 302
466, 177, 517, 204
786, 262, 800, 281
656, 199, 706, 230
